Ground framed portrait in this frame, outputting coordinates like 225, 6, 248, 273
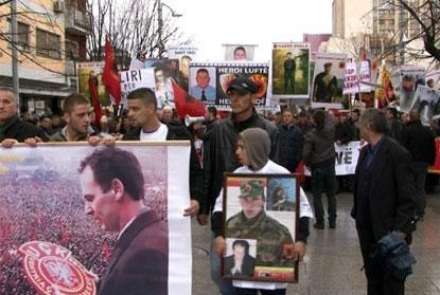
222, 174, 300, 283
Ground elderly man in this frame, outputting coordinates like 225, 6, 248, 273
0, 87, 48, 147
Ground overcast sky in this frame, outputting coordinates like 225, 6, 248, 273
164, 0, 333, 61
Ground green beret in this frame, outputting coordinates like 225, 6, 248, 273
239, 180, 264, 199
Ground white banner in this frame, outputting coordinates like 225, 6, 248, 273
343, 61, 360, 95
120, 68, 156, 104
359, 60, 373, 93
305, 141, 362, 176
0, 143, 192, 295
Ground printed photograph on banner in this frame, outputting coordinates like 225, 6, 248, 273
426, 70, 440, 90
224, 238, 257, 279
189, 66, 217, 104
358, 47, 374, 93
0, 144, 192, 295
311, 53, 347, 109
412, 86, 440, 126
398, 65, 426, 113
144, 59, 181, 109
223, 44, 257, 61
78, 62, 109, 105
272, 43, 311, 98
167, 46, 199, 89
223, 174, 299, 283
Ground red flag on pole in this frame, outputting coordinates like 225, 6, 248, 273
171, 80, 206, 119
88, 74, 102, 128
102, 36, 122, 106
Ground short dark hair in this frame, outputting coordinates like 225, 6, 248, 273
234, 46, 246, 54
232, 239, 250, 255
352, 109, 361, 116
127, 88, 157, 110
78, 147, 145, 201
63, 93, 89, 114
360, 108, 388, 134
208, 106, 217, 116
196, 68, 209, 76
386, 107, 398, 119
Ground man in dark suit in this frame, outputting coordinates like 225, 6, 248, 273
352, 109, 417, 295
223, 240, 255, 278
79, 147, 168, 295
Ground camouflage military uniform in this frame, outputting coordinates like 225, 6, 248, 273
226, 211, 294, 267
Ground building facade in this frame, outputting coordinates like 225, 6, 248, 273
0, 0, 89, 115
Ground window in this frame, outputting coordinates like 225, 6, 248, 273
36, 29, 62, 59
7, 21, 30, 51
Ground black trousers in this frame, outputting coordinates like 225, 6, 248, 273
311, 165, 337, 224
356, 226, 405, 295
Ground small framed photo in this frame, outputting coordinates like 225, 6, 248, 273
222, 174, 300, 283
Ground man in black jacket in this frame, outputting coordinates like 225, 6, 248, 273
0, 87, 48, 147
278, 109, 303, 172
403, 110, 436, 217
385, 108, 406, 145
353, 109, 417, 295
122, 88, 202, 218
204, 76, 279, 295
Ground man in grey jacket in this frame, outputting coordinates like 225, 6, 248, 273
303, 110, 336, 229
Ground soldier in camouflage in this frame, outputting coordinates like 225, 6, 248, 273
226, 179, 295, 267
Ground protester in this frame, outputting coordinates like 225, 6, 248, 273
212, 128, 313, 295
353, 108, 417, 295
385, 107, 406, 144
403, 110, 436, 218
203, 76, 280, 295
278, 109, 303, 172
303, 110, 337, 229
0, 87, 48, 147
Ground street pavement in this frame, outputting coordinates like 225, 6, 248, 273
191, 192, 440, 294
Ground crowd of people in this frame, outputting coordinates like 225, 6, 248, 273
0, 77, 436, 295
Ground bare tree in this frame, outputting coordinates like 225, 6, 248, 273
87, 0, 185, 70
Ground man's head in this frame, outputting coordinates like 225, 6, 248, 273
232, 240, 250, 260
155, 68, 166, 84
161, 106, 174, 123
359, 109, 388, 142
195, 68, 211, 89
385, 107, 398, 121
233, 46, 247, 61
298, 111, 309, 125
286, 52, 292, 59
312, 110, 326, 130
63, 93, 90, 135
351, 109, 360, 122
282, 110, 294, 125
427, 79, 434, 89
227, 76, 258, 115
402, 75, 415, 92
324, 62, 333, 74
39, 115, 52, 130
409, 110, 420, 122
207, 106, 217, 122
238, 179, 265, 219
127, 88, 158, 128
78, 147, 145, 232
0, 87, 18, 124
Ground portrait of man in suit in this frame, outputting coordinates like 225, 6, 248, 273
78, 147, 168, 295
223, 239, 255, 278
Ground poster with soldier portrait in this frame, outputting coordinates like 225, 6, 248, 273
0, 143, 192, 295
222, 174, 299, 283
271, 42, 311, 99
189, 62, 269, 110
311, 53, 347, 109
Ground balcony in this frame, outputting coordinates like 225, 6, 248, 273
65, 8, 90, 36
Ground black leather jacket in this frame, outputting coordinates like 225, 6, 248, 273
203, 110, 280, 215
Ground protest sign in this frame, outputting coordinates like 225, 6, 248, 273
413, 85, 440, 126
120, 68, 156, 105
399, 65, 426, 113
0, 143, 192, 295
343, 61, 360, 95
223, 44, 257, 61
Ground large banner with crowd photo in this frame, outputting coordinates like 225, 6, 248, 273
188, 62, 270, 110
271, 42, 311, 99
311, 53, 347, 109
304, 141, 362, 176
0, 143, 192, 295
